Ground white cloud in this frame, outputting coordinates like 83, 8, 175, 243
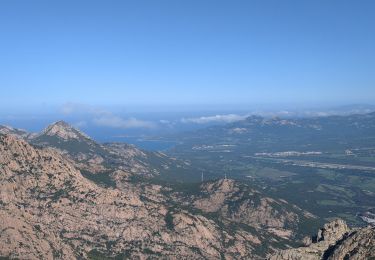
181, 114, 249, 124
60, 103, 155, 129
93, 115, 155, 129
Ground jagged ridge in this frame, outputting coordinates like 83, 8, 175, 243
269, 219, 375, 260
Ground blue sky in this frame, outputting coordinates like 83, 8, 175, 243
1, 0, 375, 111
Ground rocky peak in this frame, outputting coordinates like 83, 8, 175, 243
315, 218, 349, 243
41, 120, 91, 141
269, 219, 357, 260
202, 178, 237, 193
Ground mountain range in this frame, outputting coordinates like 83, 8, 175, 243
0, 119, 374, 259
171, 112, 375, 155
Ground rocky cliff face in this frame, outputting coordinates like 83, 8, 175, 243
0, 134, 142, 259
269, 219, 375, 260
326, 226, 375, 260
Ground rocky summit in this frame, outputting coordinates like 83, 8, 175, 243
39, 120, 92, 141
269, 219, 375, 260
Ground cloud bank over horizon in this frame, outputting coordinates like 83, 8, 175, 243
61, 103, 155, 129
181, 114, 249, 124
60, 103, 252, 130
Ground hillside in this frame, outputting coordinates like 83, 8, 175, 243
0, 133, 320, 259
171, 179, 316, 239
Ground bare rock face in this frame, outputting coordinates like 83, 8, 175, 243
269, 219, 375, 260
327, 226, 375, 260
192, 179, 307, 238
316, 219, 350, 243
0, 134, 142, 259
104, 142, 147, 160
40, 121, 91, 141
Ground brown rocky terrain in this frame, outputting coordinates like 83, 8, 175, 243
269, 218, 375, 260
193, 179, 305, 234
170, 178, 316, 244
0, 133, 292, 259
3, 130, 373, 259
4, 122, 371, 259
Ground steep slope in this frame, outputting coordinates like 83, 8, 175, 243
102, 142, 190, 178
31, 121, 106, 157
269, 219, 375, 260
0, 134, 275, 259
30, 121, 115, 175
0, 134, 141, 259
326, 226, 375, 260
38, 120, 92, 141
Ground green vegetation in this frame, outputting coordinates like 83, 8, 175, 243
32, 135, 107, 156
81, 170, 116, 188
52, 189, 68, 202
165, 209, 175, 230
87, 249, 130, 260
253, 167, 296, 180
